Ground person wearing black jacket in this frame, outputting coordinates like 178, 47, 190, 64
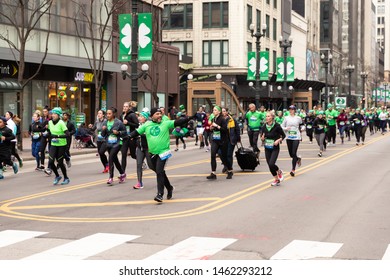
29, 112, 45, 170
39, 107, 51, 171
120, 101, 139, 173
261, 112, 286, 186
305, 110, 315, 143
313, 111, 327, 157
206, 106, 233, 180
62, 112, 76, 167
350, 108, 365, 145
0, 116, 17, 179
101, 107, 128, 185
222, 107, 241, 173
133, 111, 150, 189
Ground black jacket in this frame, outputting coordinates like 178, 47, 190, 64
101, 118, 127, 145
313, 118, 327, 134
210, 114, 228, 143
29, 121, 45, 141
120, 110, 139, 135
261, 122, 285, 142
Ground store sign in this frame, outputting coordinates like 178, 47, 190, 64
75, 72, 94, 82
0, 61, 18, 78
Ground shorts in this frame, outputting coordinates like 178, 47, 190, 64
196, 127, 205, 135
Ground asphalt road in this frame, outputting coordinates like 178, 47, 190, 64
1, 131, 390, 260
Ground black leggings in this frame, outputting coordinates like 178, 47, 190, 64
64, 137, 72, 161
327, 125, 336, 144
248, 130, 260, 153
48, 145, 68, 179
264, 146, 280, 176
39, 137, 49, 166
306, 129, 313, 142
10, 142, 22, 162
97, 141, 108, 168
286, 139, 300, 170
175, 136, 185, 146
146, 153, 172, 196
203, 130, 211, 147
210, 141, 231, 172
355, 125, 362, 143
101, 143, 123, 178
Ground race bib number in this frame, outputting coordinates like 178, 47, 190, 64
107, 134, 118, 144
264, 139, 275, 149
346, 121, 350, 125
51, 138, 59, 144
339, 121, 345, 126
287, 129, 298, 140
197, 121, 202, 127
32, 132, 40, 140
213, 131, 221, 140
306, 125, 312, 129
159, 150, 172, 161
97, 131, 103, 140
355, 120, 361, 124
250, 116, 257, 122
318, 125, 324, 129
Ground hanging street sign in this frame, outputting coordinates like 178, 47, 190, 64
247, 52, 256, 81
335, 97, 347, 108
259, 51, 269, 81
118, 14, 132, 62
138, 13, 153, 61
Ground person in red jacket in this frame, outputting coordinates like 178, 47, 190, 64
336, 109, 348, 144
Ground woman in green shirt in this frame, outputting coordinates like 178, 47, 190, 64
47, 107, 70, 185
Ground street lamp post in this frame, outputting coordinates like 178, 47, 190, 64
346, 64, 355, 107
250, 23, 267, 109
121, 63, 150, 102
360, 71, 368, 109
279, 36, 293, 109
374, 78, 379, 108
384, 82, 388, 109
321, 52, 332, 109
130, 0, 140, 102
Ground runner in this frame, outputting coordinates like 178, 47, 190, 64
345, 107, 352, 141
281, 105, 303, 177
172, 112, 187, 151
46, 107, 70, 185
222, 107, 241, 173
129, 107, 189, 202
39, 107, 51, 172
336, 109, 348, 144
245, 103, 263, 156
325, 103, 339, 146
5, 111, 23, 168
101, 107, 127, 185
193, 106, 206, 148
62, 112, 76, 168
206, 106, 233, 180
261, 112, 285, 186
275, 111, 284, 125
160, 106, 170, 122
133, 111, 150, 189
379, 108, 387, 135
313, 111, 327, 157
120, 101, 139, 173
360, 110, 369, 145
29, 112, 45, 171
367, 108, 375, 135
89, 109, 108, 173
350, 108, 365, 145
0, 116, 17, 179
304, 110, 315, 143
203, 112, 211, 152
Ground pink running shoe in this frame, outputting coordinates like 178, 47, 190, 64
119, 173, 127, 183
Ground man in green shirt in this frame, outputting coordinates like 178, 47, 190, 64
325, 103, 339, 146
245, 103, 263, 153
130, 107, 188, 203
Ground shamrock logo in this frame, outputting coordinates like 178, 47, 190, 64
121, 23, 132, 53
260, 56, 268, 73
248, 57, 256, 74
150, 126, 160, 137
138, 22, 151, 49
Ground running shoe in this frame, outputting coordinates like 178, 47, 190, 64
226, 171, 233, 179
290, 170, 295, 177
271, 179, 280, 186
133, 182, 144, 189
277, 169, 284, 182
206, 173, 217, 180
362, 142, 365, 145
297, 156, 302, 167
0, 174, 3, 180
18, 159, 23, 168
222, 166, 228, 174
167, 186, 175, 200
318, 152, 322, 157
154, 194, 163, 203
44, 168, 52, 176
174, 148, 179, 152
142, 162, 147, 170
356, 142, 359, 146
35, 167, 41, 171
38, 166, 45, 171
66, 160, 71, 168
61, 178, 70, 185
12, 163, 18, 174
53, 176, 62, 185
102, 165, 109, 173
183, 143, 186, 149
118, 173, 126, 183
107, 178, 113, 185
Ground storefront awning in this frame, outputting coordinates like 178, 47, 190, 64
0, 80, 22, 91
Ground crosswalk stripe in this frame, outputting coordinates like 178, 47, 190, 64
144, 236, 237, 260
0, 230, 48, 248
270, 240, 343, 260
23, 233, 140, 260
382, 245, 390, 260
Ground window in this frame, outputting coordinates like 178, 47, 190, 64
266, 0, 270, 4
273, 18, 277, 40
170, 41, 193, 57
247, 42, 252, 53
256, 9, 261, 31
247, 5, 252, 30
162, 4, 193, 29
273, 50, 277, 72
274, 0, 277, 9
203, 40, 229, 66
203, 2, 229, 28
266, 15, 270, 38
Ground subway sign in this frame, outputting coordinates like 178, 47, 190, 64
0, 61, 18, 78
74, 72, 94, 82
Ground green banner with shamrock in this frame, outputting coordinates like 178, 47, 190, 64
138, 13, 153, 61
118, 14, 132, 62
247, 52, 256, 81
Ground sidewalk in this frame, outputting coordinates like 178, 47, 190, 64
18, 135, 197, 162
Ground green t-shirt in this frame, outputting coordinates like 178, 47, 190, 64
325, 109, 339, 126
137, 120, 175, 155
258, 111, 266, 124
245, 111, 262, 130
162, 115, 170, 122
275, 116, 284, 125
48, 120, 67, 146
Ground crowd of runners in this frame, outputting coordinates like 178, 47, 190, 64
1, 102, 389, 202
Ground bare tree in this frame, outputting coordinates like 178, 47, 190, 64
72, 0, 126, 111
0, 0, 53, 150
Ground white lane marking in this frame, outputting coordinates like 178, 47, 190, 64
23, 233, 140, 260
270, 240, 343, 260
0, 230, 48, 248
144, 236, 237, 260
382, 245, 390, 260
